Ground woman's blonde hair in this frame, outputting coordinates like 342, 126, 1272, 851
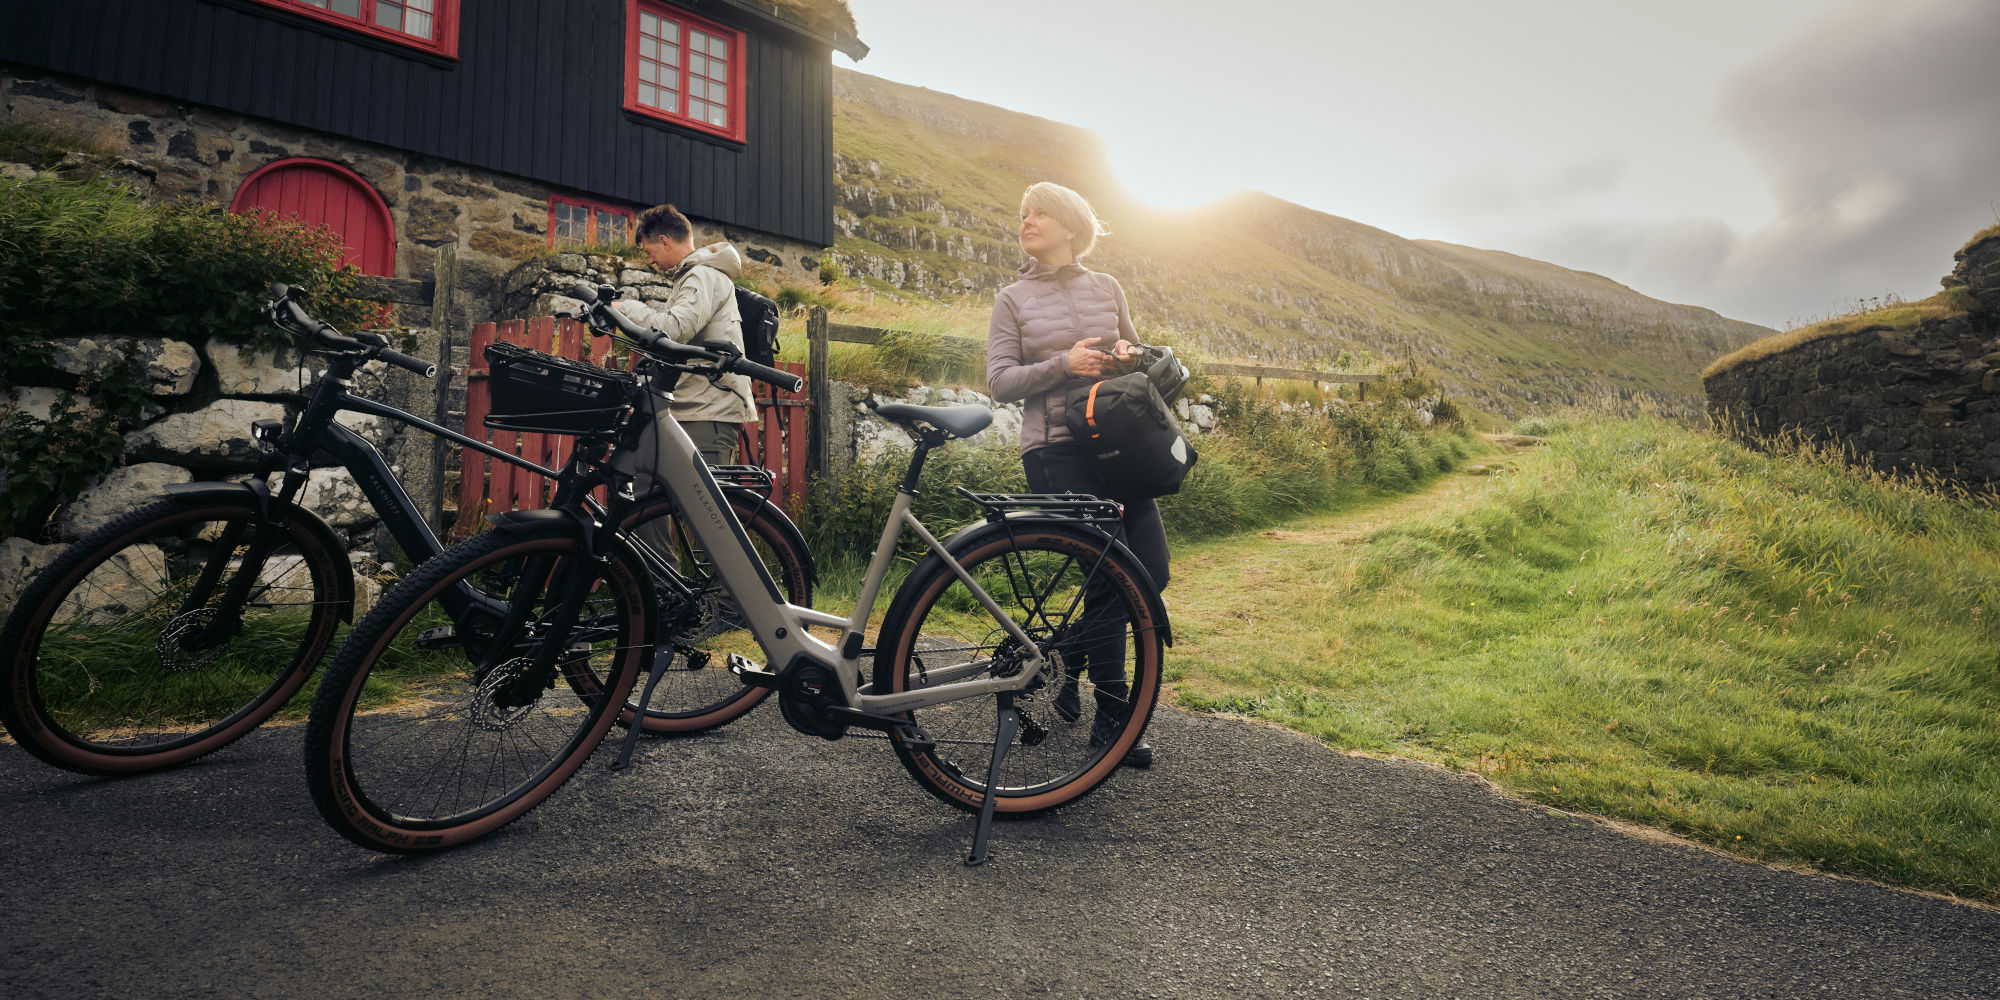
1021, 181, 1109, 258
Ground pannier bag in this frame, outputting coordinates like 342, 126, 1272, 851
1063, 370, 1198, 501
484, 341, 636, 434
1138, 344, 1190, 405
734, 286, 782, 369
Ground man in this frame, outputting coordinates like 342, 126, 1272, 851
612, 203, 756, 466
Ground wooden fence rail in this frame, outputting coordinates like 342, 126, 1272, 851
802, 305, 1409, 478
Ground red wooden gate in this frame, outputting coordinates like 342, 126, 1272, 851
452, 318, 807, 537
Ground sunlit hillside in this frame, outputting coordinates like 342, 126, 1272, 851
828, 69, 1770, 421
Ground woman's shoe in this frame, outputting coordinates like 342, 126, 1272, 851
1087, 685, 1155, 767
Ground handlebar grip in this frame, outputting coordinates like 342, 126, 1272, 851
731, 356, 804, 393
377, 348, 438, 378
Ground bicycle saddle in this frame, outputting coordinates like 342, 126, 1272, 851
874, 402, 993, 440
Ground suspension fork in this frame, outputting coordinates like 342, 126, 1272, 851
179, 471, 301, 649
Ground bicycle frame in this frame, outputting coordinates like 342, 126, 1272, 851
636, 403, 1060, 717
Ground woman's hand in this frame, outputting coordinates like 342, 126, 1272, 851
1068, 337, 1140, 379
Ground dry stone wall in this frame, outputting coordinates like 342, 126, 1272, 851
1703, 233, 2000, 490
0, 332, 438, 612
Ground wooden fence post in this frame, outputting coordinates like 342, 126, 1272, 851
807, 306, 829, 478
426, 242, 457, 534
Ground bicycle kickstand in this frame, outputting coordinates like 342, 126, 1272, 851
611, 645, 678, 771
966, 694, 1020, 866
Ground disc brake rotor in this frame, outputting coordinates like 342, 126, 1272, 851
156, 608, 228, 674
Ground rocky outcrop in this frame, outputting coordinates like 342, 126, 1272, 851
1705, 234, 2000, 490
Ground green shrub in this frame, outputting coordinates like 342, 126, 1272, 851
1511, 414, 1571, 437
804, 390, 1474, 571
0, 173, 371, 537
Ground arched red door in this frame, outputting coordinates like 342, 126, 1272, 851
231, 159, 396, 276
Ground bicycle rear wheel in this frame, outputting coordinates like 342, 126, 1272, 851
0, 494, 345, 775
304, 522, 648, 853
872, 524, 1164, 816
605, 494, 810, 735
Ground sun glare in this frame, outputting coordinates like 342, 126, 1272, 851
1106, 138, 1242, 212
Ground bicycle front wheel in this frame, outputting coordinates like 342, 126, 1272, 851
304, 522, 648, 853
0, 494, 345, 775
603, 494, 811, 735
872, 524, 1164, 816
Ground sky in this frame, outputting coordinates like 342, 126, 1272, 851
834, 0, 2000, 329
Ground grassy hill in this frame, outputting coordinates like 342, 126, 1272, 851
1171, 416, 2000, 902
828, 69, 1771, 422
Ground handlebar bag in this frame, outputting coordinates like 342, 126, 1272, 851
1062, 371, 1198, 501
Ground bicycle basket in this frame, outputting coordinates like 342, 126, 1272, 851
484, 341, 635, 434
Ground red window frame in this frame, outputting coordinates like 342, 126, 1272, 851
624, 0, 747, 143
548, 195, 637, 250
242, 0, 460, 58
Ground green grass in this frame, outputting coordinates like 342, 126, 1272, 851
1170, 416, 2000, 901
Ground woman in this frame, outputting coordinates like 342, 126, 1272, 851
986, 181, 1166, 768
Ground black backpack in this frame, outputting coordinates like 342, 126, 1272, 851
1063, 371, 1199, 502
734, 286, 781, 368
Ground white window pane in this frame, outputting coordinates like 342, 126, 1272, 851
664, 92, 678, 113
639, 83, 657, 107
688, 98, 706, 120
376, 2, 403, 31
639, 61, 656, 84
690, 54, 706, 78
691, 29, 709, 50
405, 10, 431, 37
709, 60, 726, 84
640, 37, 655, 60
408, 0, 432, 12
711, 36, 727, 57
641, 12, 657, 35
709, 105, 726, 127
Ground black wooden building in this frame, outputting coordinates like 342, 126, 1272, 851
1, 0, 865, 288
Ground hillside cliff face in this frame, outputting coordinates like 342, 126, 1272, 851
830, 69, 1770, 418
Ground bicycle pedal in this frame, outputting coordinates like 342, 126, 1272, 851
727, 654, 780, 689
891, 721, 935, 753
415, 625, 460, 650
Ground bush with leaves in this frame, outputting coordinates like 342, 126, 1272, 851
0, 173, 373, 538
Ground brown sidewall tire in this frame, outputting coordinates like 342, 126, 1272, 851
0, 498, 344, 776
875, 527, 1162, 816
307, 531, 645, 853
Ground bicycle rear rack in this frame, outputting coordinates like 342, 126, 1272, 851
957, 489, 1125, 524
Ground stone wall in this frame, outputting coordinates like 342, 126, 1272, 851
0, 331, 439, 612
1, 63, 830, 329
1703, 233, 2000, 489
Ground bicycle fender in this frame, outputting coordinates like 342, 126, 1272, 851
162, 479, 358, 623
726, 489, 818, 588
931, 518, 1172, 647
484, 509, 581, 534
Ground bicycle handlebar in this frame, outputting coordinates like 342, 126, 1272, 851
568, 284, 803, 394
264, 283, 437, 378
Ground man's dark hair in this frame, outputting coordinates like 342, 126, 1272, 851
636, 203, 693, 245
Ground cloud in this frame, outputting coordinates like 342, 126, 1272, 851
1708, 0, 2000, 322
1475, 0, 2000, 327
1428, 156, 1628, 223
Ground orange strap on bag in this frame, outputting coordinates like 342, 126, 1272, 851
1083, 380, 1103, 439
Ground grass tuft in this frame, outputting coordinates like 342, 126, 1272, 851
1169, 415, 2000, 900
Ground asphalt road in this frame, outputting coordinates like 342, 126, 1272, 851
2, 706, 1995, 999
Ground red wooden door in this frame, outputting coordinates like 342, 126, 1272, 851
230, 158, 396, 276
